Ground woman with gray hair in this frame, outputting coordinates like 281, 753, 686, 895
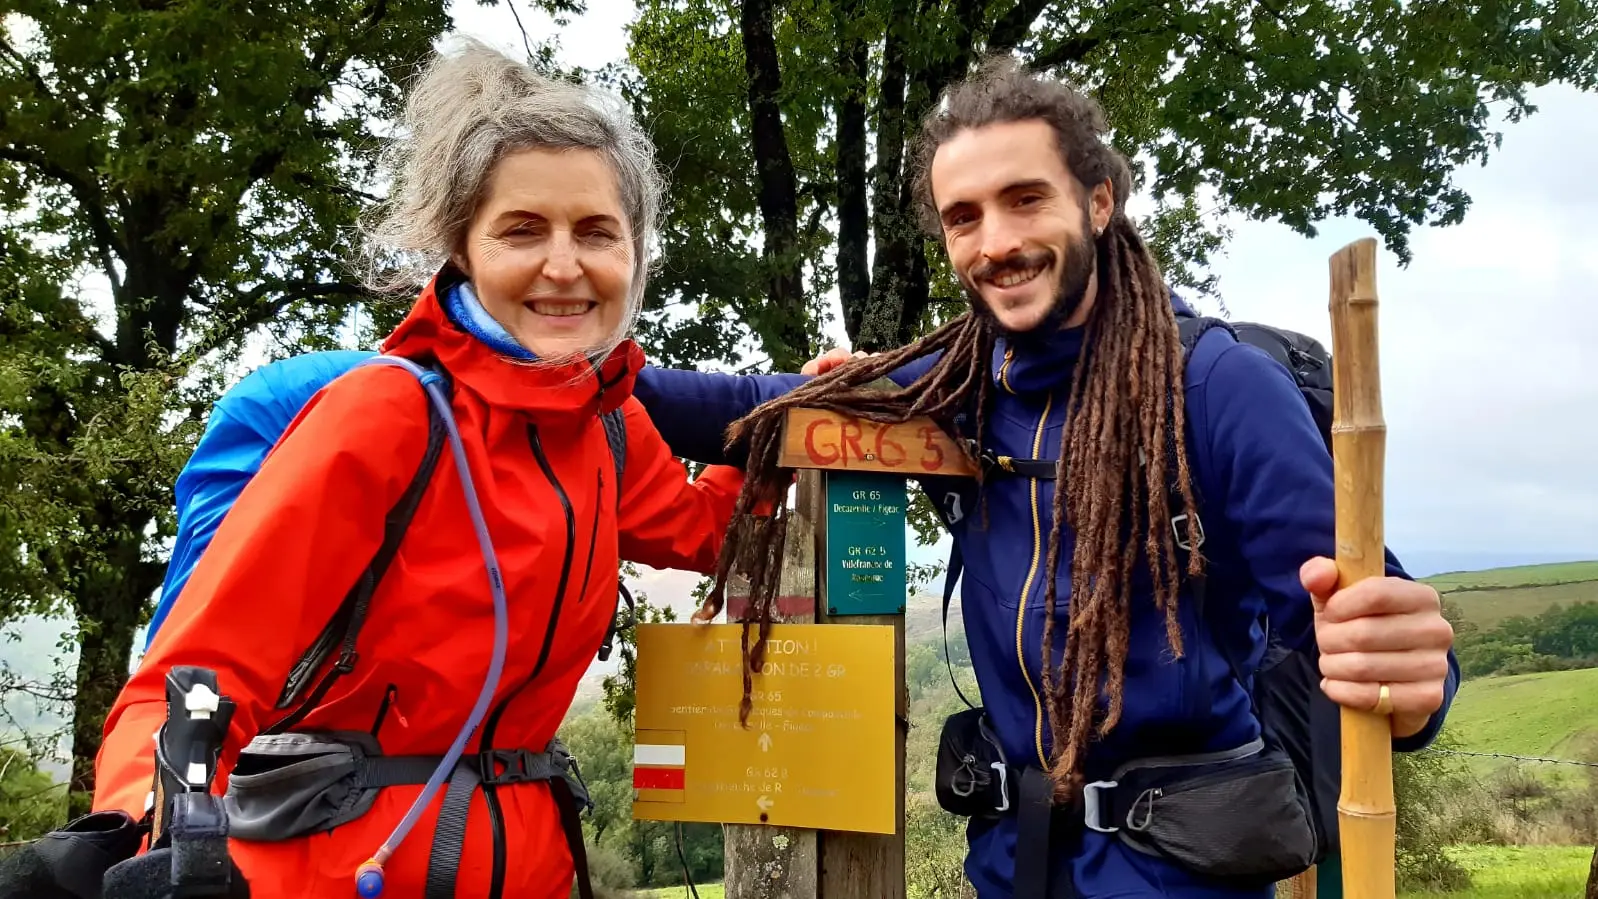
89, 37, 746, 899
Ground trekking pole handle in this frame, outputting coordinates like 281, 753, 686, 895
151, 667, 235, 848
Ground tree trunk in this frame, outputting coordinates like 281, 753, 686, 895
67, 519, 157, 817
858, 10, 913, 352
739, 0, 810, 370
832, 0, 870, 334
859, 0, 990, 351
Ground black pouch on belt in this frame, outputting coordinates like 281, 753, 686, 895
1081, 737, 1318, 887
934, 707, 1017, 819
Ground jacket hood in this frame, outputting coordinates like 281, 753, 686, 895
382, 267, 642, 423
990, 285, 1192, 396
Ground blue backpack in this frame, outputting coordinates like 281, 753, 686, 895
147, 350, 635, 730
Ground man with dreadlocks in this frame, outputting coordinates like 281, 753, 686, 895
631, 55, 1457, 898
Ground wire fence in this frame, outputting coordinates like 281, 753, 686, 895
1421, 747, 1598, 770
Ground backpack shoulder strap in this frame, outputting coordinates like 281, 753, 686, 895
941, 540, 978, 711
266, 358, 453, 735
594, 406, 631, 664
1175, 312, 1236, 357
601, 406, 626, 507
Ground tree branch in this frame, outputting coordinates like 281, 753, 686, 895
187, 279, 371, 361
986, 0, 1051, 54
0, 147, 126, 297
0, 37, 58, 106
183, 0, 393, 288
738, 0, 811, 368
1026, 33, 1108, 71
1025, 7, 1170, 72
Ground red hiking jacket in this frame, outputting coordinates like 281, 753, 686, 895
93, 276, 745, 898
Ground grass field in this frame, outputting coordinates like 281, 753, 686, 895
1398, 845, 1592, 898
638, 885, 725, 898
1420, 560, 1598, 631
1423, 560, 1598, 593
1442, 666, 1598, 765
1443, 580, 1598, 630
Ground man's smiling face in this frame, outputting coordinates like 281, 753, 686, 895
931, 118, 1112, 336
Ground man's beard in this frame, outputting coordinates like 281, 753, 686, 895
963, 213, 1098, 344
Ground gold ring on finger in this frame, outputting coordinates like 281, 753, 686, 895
1371, 682, 1393, 716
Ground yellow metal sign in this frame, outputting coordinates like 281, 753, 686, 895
631, 622, 896, 834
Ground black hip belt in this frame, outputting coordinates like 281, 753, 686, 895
222, 731, 594, 899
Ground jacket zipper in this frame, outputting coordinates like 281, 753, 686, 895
479, 423, 578, 899
1015, 391, 1053, 770
369, 683, 402, 740
999, 347, 1017, 394
575, 469, 602, 604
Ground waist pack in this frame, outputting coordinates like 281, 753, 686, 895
223, 730, 592, 892
1082, 737, 1318, 887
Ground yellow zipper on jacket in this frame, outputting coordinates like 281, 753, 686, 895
997, 344, 1050, 767
1015, 391, 1052, 770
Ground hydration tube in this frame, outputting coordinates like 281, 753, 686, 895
349, 355, 510, 899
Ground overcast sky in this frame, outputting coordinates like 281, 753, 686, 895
450, 2, 1597, 618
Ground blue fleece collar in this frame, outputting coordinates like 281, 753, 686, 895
443, 281, 537, 361
991, 285, 1192, 395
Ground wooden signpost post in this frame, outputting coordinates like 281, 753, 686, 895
632, 407, 973, 899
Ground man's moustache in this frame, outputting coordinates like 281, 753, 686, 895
970, 251, 1053, 283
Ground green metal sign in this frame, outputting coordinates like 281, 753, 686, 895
824, 471, 907, 616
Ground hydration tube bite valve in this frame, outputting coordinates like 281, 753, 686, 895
347, 355, 511, 898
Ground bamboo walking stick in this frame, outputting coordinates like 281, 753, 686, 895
1328, 237, 1396, 899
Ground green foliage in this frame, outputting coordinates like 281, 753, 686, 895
561, 703, 725, 889
0, 747, 67, 843
905, 793, 976, 899
615, 0, 1598, 371
1452, 601, 1598, 678
601, 567, 684, 729
1394, 731, 1472, 892
1424, 561, 1598, 593
1395, 845, 1596, 899
1439, 580, 1598, 633
2, 0, 596, 811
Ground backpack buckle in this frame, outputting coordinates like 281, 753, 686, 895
1082, 780, 1120, 833
480, 749, 538, 785
1171, 513, 1204, 552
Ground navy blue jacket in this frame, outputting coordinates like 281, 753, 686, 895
633, 293, 1458, 898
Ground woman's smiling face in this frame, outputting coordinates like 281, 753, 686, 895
456, 147, 634, 359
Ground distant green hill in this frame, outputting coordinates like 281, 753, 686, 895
1422, 559, 1598, 592
901, 558, 1598, 640
1419, 560, 1598, 631
1437, 580, 1598, 630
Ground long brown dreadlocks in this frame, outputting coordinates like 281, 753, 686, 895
697, 55, 1205, 803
